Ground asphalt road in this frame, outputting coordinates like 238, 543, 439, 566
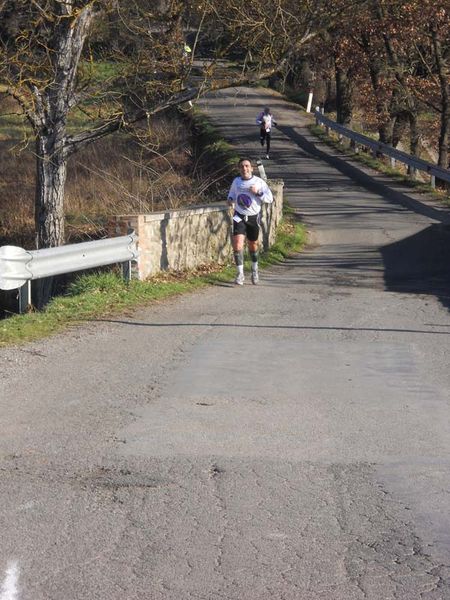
1, 87, 450, 599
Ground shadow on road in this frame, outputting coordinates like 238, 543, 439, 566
380, 224, 450, 312
95, 319, 450, 336
277, 125, 450, 312
277, 125, 450, 225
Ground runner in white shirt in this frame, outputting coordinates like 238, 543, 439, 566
227, 158, 273, 285
256, 106, 277, 159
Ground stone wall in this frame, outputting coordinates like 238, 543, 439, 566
108, 180, 284, 280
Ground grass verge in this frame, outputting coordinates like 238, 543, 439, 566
308, 124, 450, 207
0, 209, 306, 348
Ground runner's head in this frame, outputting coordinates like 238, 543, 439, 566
238, 157, 253, 180
264, 106, 270, 114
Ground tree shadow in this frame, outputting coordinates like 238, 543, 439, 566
380, 224, 450, 311
276, 125, 450, 312
94, 318, 450, 336
277, 125, 450, 225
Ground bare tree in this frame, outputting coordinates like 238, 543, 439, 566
431, 21, 450, 168
410, 3, 450, 168
0, 0, 199, 249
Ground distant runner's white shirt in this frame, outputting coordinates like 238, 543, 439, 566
256, 112, 276, 132
227, 175, 273, 217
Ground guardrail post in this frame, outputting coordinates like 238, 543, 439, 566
19, 281, 31, 314
122, 261, 132, 282
390, 157, 396, 169
408, 165, 417, 180
431, 175, 436, 189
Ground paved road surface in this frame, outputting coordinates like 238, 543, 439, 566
1, 87, 450, 599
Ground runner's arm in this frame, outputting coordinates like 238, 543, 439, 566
256, 181, 273, 204
227, 180, 236, 213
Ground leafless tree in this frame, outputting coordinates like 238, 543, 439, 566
0, 0, 200, 249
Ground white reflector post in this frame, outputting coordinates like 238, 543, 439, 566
0, 246, 32, 290
256, 160, 267, 181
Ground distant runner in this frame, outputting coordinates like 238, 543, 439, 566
256, 106, 277, 159
227, 158, 273, 285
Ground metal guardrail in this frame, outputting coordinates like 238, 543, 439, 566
0, 232, 138, 312
314, 111, 450, 188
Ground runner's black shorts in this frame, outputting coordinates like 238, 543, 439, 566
232, 212, 260, 241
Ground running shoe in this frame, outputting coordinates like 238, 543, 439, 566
251, 270, 259, 285
234, 272, 245, 285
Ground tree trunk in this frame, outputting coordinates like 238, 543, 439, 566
30, 2, 95, 251
33, 134, 67, 308
409, 113, 420, 158
437, 103, 449, 169
361, 35, 394, 144
378, 120, 394, 145
374, 1, 420, 156
431, 26, 449, 168
335, 63, 353, 126
392, 111, 409, 148
35, 135, 67, 249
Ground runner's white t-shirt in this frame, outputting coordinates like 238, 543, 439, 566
227, 175, 273, 217
261, 114, 274, 132
256, 112, 276, 132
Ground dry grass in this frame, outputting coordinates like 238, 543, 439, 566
0, 99, 223, 248
0, 140, 36, 247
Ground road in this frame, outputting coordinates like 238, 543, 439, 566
1, 86, 450, 599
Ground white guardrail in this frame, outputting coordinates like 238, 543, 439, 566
0, 232, 138, 312
314, 111, 450, 188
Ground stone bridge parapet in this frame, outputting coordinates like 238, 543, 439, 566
108, 180, 284, 279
